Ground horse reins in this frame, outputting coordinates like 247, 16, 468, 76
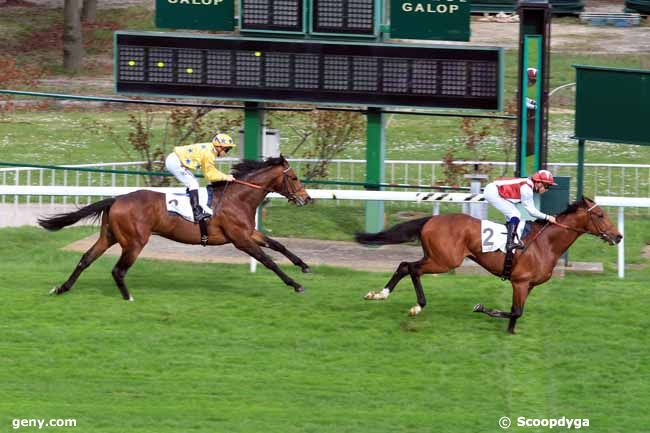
521, 203, 608, 253
232, 168, 302, 203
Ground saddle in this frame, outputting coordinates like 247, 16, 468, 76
501, 222, 533, 280
165, 186, 214, 222
165, 186, 215, 246
479, 220, 532, 280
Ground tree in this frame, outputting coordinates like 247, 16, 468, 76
63, 0, 84, 73
280, 110, 365, 180
81, 0, 97, 23
97, 107, 243, 187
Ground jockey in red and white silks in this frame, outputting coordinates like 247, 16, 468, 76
484, 170, 558, 250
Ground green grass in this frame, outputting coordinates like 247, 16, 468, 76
0, 226, 648, 433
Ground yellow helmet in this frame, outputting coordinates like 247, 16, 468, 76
212, 133, 235, 148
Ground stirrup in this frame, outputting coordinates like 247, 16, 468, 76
193, 210, 210, 223
198, 218, 209, 247
507, 241, 524, 250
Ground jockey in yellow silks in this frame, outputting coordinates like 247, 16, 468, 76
164, 133, 236, 223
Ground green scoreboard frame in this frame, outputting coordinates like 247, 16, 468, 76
115, 31, 503, 110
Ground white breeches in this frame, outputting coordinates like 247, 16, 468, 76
165, 153, 199, 191
484, 183, 524, 237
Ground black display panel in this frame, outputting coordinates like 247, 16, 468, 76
115, 32, 502, 110
312, 0, 375, 36
241, 0, 304, 33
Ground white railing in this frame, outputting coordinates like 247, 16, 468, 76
595, 196, 650, 279
2, 185, 643, 279
2, 159, 650, 206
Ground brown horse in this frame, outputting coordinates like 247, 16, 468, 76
355, 197, 622, 333
38, 156, 312, 300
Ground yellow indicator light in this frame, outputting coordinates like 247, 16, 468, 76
186, 68, 193, 74
157, 61, 165, 68
128, 60, 135, 67
254, 51, 262, 57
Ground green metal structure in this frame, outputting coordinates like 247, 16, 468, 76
624, 0, 650, 14
470, 0, 584, 14
389, 0, 471, 41
155, 0, 235, 30
573, 65, 650, 199
515, 0, 551, 178
365, 108, 385, 233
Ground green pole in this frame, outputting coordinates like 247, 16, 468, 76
365, 107, 385, 233
533, 35, 543, 172
243, 101, 263, 161
576, 139, 585, 200
519, 37, 530, 178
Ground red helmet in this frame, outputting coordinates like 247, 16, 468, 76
527, 68, 538, 80
532, 169, 557, 186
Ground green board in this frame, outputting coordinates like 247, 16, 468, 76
155, 0, 234, 31
574, 65, 650, 146
390, 0, 470, 41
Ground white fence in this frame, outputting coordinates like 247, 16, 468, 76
1, 184, 643, 279
595, 196, 650, 279
2, 159, 650, 201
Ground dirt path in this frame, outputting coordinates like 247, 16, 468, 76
64, 231, 602, 275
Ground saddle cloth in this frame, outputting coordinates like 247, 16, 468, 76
480, 220, 533, 253
480, 220, 509, 253
165, 188, 213, 223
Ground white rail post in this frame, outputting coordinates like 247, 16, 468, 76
618, 206, 624, 279
250, 206, 259, 273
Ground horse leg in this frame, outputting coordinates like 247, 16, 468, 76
253, 231, 311, 273
234, 240, 305, 293
473, 282, 531, 334
407, 261, 428, 316
364, 261, 410, 301
507, 282, 531, 334
405, 258, 453, 316
111, 241, 146, 301
51, 226, 116, 296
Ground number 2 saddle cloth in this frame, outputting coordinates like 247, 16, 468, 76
480, 220, 532, 253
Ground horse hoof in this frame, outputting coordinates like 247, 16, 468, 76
302, 267, 312, 274
473, 303, 485, 313
48, 287, 59, 296
408, 305, 422, 316
295, 286, 305, 293
365, 288, 389, 300
128, 296, 134, 302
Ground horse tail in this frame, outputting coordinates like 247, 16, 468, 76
38, 197, 116, 231
355, 216, 431, 246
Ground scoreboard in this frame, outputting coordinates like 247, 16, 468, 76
241, 0, 305, 34
311, 0, 377, 36
115, 32, 503, 110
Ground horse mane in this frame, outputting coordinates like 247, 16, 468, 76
231, 156, 286, 179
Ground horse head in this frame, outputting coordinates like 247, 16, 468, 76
232, 156, 312, 206
563, 197, 622, 245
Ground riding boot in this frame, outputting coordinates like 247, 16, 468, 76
188, 189, 210, 223
506, 220, 524, 251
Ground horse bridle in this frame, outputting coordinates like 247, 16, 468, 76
233, 167, 305, 205
550, 203, 615, 243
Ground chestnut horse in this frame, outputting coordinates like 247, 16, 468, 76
355, 197, 622, 333
38, 156, 312, 300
